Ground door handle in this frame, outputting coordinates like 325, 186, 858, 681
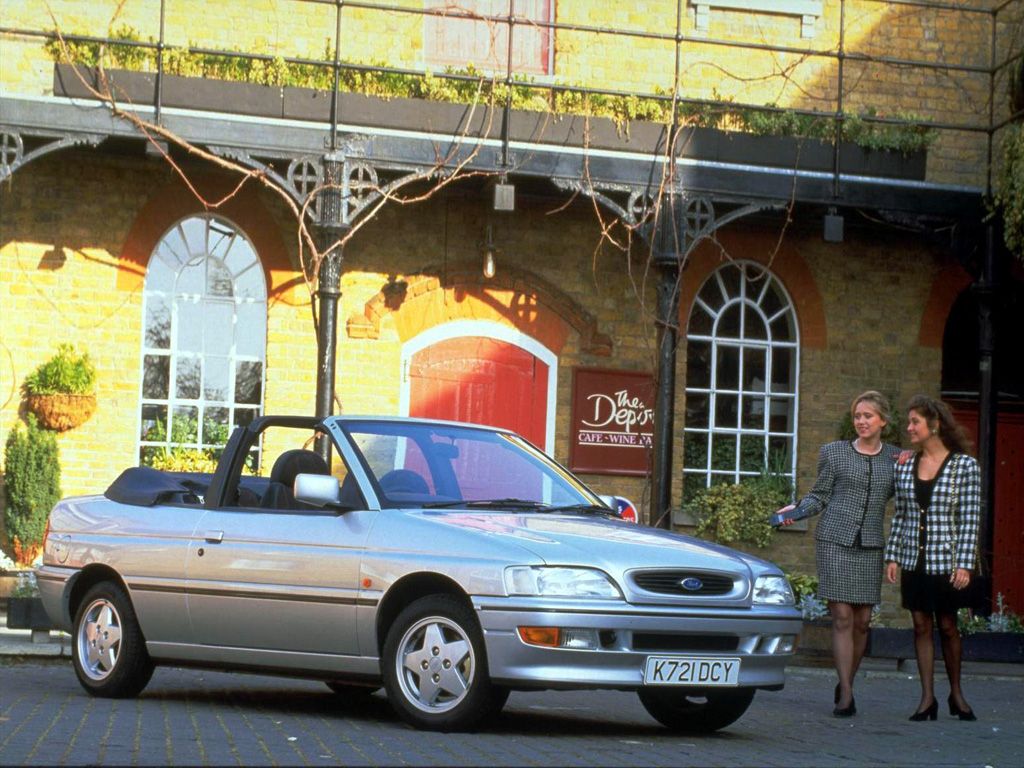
203, 530, 224, 543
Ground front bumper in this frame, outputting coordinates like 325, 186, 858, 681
473, 596, 802, 690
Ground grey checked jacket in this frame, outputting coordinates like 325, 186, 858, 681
800, 440, 901, 548
884, 452, 982, 574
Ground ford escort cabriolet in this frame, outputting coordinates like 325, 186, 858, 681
38, 415, 801, 732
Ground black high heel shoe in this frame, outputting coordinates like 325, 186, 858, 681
948, 695, 977, 721
909, 698, 938, 721
832, 697, 856, 718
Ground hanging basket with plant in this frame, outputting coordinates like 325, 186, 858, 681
22, 344, 97, 431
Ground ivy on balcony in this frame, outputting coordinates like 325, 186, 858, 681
44, 25, 937, 154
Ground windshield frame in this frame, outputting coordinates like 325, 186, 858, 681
332, 417, 604, 510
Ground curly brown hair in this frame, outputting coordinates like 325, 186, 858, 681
906, 395, 973, 455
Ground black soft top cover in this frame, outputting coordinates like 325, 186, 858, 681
104, 466, 212, 506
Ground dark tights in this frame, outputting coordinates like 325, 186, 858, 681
830, 601, 872, 709
910, 609, 971, 712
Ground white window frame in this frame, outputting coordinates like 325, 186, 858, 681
690, 0, 822, 38
682, 260, 799, 497
399, 319, 558, 454
136, 214, 267, 467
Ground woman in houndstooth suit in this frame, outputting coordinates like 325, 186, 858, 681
776, 391, 901, 717
885, 395, 981, 722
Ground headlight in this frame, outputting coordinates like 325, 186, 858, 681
753, 575, 795, 605
505, 566, 622, 599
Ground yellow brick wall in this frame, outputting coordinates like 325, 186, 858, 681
2, 1, 1015, 187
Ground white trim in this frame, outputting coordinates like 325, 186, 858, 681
691, 1, 822, 38
399, 319, 558, 454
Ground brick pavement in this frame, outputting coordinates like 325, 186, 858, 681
1, 657, 1022, 767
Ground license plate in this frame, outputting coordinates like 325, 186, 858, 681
643, 656, 741, 686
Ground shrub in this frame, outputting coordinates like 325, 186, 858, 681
690, 477, 787, 548
22, 344, 96, 396
784, 571, 819, 603
148, 448, 219, 474
3, 415, 61, 565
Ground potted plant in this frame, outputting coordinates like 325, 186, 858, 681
22, 344, 97, 431
3, 415, 61, 566
4, 570, 52, 635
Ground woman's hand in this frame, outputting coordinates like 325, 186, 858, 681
950, 568, 972, 590
897, 450, 914, 465
885, 562, 900, 584
774, 504, 796, 526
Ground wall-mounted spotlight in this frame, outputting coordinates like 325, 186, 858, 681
823, 206, 844, 243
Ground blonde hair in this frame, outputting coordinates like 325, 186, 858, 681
851, 390, 892, 424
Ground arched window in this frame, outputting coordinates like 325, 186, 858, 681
137, 215, 267, 467
682, 261, 799, 501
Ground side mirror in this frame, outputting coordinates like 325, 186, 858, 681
294, 473, 343, 509
598, 494, 638, 524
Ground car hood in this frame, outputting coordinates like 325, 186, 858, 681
411, 509, 769, 606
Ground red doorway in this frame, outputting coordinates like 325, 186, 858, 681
408, 336, 550, 450
949, 402, 1024, 614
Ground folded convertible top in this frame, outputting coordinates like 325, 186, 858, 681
105, 466, 210, 506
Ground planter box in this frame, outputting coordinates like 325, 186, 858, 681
6, 597, 53, 630
868, 627, 1024, 664
53, 65, 927, 181
798, 620, 833, 656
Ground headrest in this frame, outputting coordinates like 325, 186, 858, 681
269, 449, 329, 486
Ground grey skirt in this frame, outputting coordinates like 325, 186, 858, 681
815, 539, 883, 605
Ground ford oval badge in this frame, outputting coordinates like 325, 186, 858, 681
680, 577, 703, 591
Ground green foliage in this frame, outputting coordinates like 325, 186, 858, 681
957, 593, 1024, 635
44, 26, 937, 152
690, 477, 787, 548
22, 344, 96, 396
148, 449, 220, 473
841, 109, 937, 154
996, 124, 1024, 263
784, 571, 819, 602
836, 396, 904, 446
3, 416, 61, 562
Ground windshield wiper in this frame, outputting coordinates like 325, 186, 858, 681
422, 498, 551, 510
542, 503, 619, 518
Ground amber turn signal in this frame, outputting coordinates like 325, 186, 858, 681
517, 626, 561, 647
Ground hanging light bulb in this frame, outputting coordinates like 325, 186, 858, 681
481, 224, 497, 279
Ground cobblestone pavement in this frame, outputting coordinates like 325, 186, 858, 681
1, 659, 1021, 767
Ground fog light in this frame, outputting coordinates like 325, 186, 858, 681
560, 628, 600, 650
774, 635, 797, 654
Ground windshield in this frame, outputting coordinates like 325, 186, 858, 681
341, 420, 600, 510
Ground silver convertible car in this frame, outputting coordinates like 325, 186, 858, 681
39, 415, 801, 732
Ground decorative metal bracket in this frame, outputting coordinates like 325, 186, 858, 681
209, 142, 445, 229
0, 130, 104, 183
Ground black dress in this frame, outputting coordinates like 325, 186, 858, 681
900, 454, 973, 613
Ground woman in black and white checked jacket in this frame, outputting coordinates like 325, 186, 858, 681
885, 395, 981, 722
777, 391, 902, 717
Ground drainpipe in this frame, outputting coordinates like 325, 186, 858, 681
974, 223, 997, 610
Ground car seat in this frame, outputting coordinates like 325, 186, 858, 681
261, 449, 331, 510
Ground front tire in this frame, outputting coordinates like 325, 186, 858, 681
638, 687, 755, 733
382, 595, 496, 731
72, 581, 154, 698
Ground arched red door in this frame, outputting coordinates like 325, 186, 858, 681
408, 336, 549, 449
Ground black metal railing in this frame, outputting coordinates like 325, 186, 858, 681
2, 0, 1021, 190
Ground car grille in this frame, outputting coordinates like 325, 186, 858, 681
631, 570, 735, 596
632, 633, 739, 652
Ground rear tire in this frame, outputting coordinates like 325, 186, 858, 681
637, 687, 755, 733
72, 581, 154, 698
382, 595, 496, 731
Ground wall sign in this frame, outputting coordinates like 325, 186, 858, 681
569, 367, 655, 476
